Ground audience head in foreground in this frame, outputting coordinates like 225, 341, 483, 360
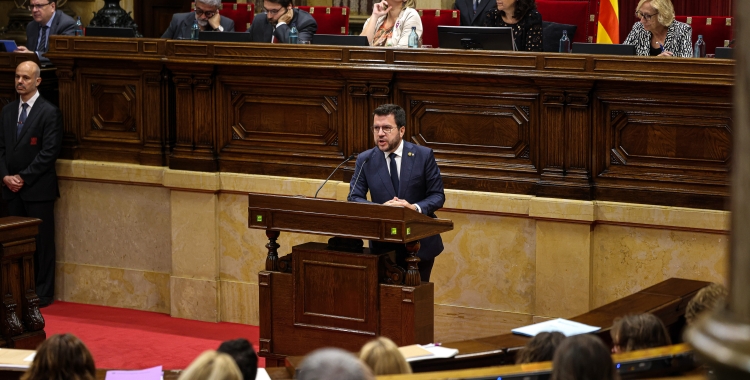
299, 348, 374, 380
217, 338, 258, 380
22, 333, 96, 380
551, 334, 617, 380
611, 313, 671, 353
359, 337, 412, 375
178, 350, 242, 380
515, 331, 566, 364
685, 283, 728, 325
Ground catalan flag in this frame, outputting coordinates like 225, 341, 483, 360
597, 0, 619, 44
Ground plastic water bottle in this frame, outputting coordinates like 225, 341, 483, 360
559, 29, 570, 53
191, 19, 200, 40
408, 26, 418, 48
289, 25, 298, 44
693, 34, 706, 58
74, 16, 84, 36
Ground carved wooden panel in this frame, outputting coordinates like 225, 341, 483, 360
82, 76, 142, 142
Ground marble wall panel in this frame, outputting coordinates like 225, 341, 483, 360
171, 191, 219, 279
56, 263, 170, 313
171, 276, 219, 322
221, 280, 260, 325
433, 211, 536, 315
592, 224, 729, 308
56, 180, 171, 273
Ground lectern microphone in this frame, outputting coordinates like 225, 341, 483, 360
314, 153, 357, 198
347, 157, 370, 201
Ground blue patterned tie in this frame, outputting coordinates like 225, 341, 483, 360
473, 0, 478, 14
389, 152, 399, 196
17, 103, 28, 139
38, 26, 48, 52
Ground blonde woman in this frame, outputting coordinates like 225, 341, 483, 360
179, 351, 242, 380
623, 0, 692, 57
361, 0, 422, 47
359, 337, 412, 376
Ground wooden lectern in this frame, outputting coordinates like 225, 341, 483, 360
249, 193, 453, 366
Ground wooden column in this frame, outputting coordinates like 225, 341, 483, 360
685, 0, 750, 376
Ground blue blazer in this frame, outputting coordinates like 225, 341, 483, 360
349, 141, 446, 259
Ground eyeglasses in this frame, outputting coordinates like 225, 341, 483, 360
194, 7, 217, 18
27, 2, 51, 10
263, 7, 284, 15
373, 126, 396, 134
635, 11, 658, 21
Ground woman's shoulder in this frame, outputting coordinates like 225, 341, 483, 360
402, 7, 421, 18
524, 8, 543, 24
669, 19, 692, 33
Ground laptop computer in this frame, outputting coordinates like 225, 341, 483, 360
438, 26, 515, 51
198, 31, 253, 43
85, 27, 137, 38
572, 42, 636, 56
312, 34, 369, 47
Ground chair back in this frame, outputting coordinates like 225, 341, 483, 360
674, 16, 734, 55
536, 0, 590, 43
296, 6, 350, 35
417, 9, 460, 48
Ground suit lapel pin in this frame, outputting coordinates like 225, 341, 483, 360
408, 152, 414, 157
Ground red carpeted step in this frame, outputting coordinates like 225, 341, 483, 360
41, 301, 262, 370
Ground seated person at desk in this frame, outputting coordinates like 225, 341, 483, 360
15, 0, 75, 61
483, 0, 543, 52
359, 337, 412, 376
515, 331, 566, 364
361, 0, 423, 47
162, 0, 236, 39
21, 333, 96, 380
248, 0, 317, 43
551, 334, 617, 380
610, 313, 672, 353
622, 0, 692, 57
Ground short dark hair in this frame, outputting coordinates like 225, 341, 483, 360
217, 338, 258, 380
21, 333, 96, 380
265, 0, 294, 8
502, 0, 537, 20
515, 331, 566, 364
611, 313, 671, 352
373, 104, 406, 128
551, 334, 616, 380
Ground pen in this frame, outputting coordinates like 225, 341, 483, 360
657, 41, 665, 52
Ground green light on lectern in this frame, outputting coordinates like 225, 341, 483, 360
407, 227, 411, 235
391, 228, 398, 235
256, 215, 263, 222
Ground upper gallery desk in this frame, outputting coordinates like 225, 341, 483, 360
45, 37, 734, 209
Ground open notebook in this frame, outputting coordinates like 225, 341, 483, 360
512, 318, 600, 337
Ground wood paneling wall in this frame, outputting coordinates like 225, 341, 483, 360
45, 37, 734, 210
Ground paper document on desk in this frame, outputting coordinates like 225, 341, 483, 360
512, 318, 600, 337
399, 344, 459, 362
105, 365, 163, 380
255, 368, 272, 380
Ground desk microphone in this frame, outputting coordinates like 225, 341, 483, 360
347, 157, 370, 201
314, 153, 356, 198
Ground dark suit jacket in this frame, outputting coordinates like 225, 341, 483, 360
248, 8, 317, 43
25, 10, 76, 54
453, 0, 496, 26
0, 94, 63, 201
349, 141, 446, 259
161, 12, 236, 39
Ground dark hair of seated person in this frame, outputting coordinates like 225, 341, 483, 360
217, 338, 258, 380
610, 313, 671, 353
515, 331, 566, 364
21, 333, 96, 380
264, 0, 293, 8
685, 283, 728, 325
551, 334, 617, 380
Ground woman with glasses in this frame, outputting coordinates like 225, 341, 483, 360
623, 0, 692, 57
161, 0, 235, 39
361, 0, 422, 47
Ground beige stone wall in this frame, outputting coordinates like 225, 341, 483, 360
54, 160, 729, 342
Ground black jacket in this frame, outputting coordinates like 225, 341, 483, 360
161, 12, 236, 39
248, 8, 317, 43
0, 95, 63, 201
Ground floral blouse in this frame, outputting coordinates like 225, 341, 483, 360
373, 23, 395, 47
484, 8, 543, 52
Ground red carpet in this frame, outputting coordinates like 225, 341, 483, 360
41, 301, 262, 370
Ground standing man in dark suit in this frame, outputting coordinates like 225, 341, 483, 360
162, 0, 235, 39
453, 0, 495, 26
0, 61, 63, 308
349, 104, 446, 282
248, 0, 317, 43
15, 0, 76, 62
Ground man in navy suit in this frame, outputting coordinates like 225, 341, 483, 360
0, 61, 63, 308
453, 0, 495, 26
15, 0, 76, 62
349, 104, 445, 282
248, 0, 317, 43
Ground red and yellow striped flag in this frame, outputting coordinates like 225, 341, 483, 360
597, 0, 619, 43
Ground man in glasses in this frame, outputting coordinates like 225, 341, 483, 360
162, 0, 235, 39
348, 104, 446, 282
248, 0, 317, 43
15, 0, 76, 62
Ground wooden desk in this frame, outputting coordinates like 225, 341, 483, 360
45, 37, 734, 210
